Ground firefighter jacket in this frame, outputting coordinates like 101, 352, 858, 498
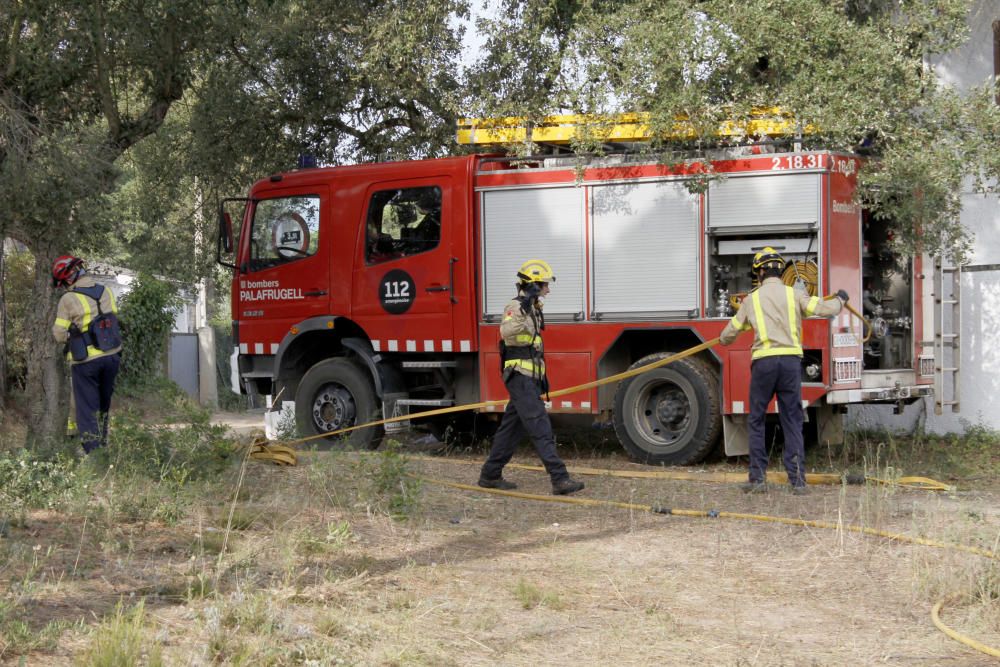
720, 277, 843, 359
52, 276, 122, 365
500, 296, 545, 380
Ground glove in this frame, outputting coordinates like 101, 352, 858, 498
836, 289, 849, 303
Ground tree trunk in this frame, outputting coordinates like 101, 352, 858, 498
24, 249, 68, 448
0, 240, 8, 414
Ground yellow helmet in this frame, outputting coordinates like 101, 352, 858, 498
517, 259, 555, 283
752, 247, 785, 273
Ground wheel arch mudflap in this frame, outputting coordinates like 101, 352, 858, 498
341, 337, 409, 432
723, 414, 749, 457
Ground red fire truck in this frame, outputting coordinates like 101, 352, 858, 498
218, 135, 955, 464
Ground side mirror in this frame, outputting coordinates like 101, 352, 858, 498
217, 203, 237, 269
217, 197, 252, 270
220, 211, 234, 253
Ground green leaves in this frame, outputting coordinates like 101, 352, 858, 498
469, 0, 991, 261
192, 0, 467, 169
117, 274, 179, 386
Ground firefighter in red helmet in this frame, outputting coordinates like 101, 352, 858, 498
720, 247, 848, 494
478, 260, 585, 495
51, 255, 122, 454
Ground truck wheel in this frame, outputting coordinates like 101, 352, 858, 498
613, 353, 721, 465
295, 358, 383, 449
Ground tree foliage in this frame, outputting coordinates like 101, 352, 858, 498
192, 0, 468, 173
0, 0, 470, 442
468, 0, 998, 262
117, 274, 179, 387
0, 0, 224, 442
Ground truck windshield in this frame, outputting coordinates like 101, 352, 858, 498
248, 195, 320, 271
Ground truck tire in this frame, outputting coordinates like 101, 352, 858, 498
295, 357, 383, 449
613, 353, 721, 465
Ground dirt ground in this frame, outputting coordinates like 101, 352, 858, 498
3, 423, 1000, 665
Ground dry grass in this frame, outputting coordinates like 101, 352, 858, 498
3, 433, 1000, 665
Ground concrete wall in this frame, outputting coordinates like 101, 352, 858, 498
854, 1, 1000, 435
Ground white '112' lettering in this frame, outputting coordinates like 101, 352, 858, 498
384, 281, 410, 298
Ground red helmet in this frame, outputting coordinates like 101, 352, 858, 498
51, 255, 84, 287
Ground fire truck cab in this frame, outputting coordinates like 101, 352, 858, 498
219, 134, 948, 464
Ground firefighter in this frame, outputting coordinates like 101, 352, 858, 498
719, 247, 848, 494
407, 189, 440, 251
51, 255, 123, 454
479, 260, 585, 495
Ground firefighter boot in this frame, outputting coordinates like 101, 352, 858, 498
478, 476, 518, 490
552, 477, 585, 496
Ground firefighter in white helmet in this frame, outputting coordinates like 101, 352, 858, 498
719, 247, 848, 494
478, 259, 585, 495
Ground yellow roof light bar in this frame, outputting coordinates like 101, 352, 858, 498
456, 109, 816, 146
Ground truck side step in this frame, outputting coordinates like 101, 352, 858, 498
395, 398, 455, 407
400, 361, 458, 370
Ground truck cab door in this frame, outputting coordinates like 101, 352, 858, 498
236, 186, 331, 354
352, 178, 460, 353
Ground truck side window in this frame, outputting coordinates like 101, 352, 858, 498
365, 186, 441, 264
248, 196, 320, 270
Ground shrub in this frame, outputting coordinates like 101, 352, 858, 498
117, 274, 179, 387
91, 408, 235, 482
0, 449, 80, 513
356, 442, 421, 519
79, 599, 162, 667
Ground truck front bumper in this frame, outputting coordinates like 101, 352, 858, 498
826, 370, 933, 404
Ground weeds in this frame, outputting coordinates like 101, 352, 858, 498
92, 408, 234, 482
357, 442, 422, 519
295, 526, 346, 558
273, 406, 299, 441
513, 578, 565, 610
191, 525, 231, 557
813, 419, 1000, 481
0, 543, 71, 658
0, 448, 81, 515
79, 599, 162, 667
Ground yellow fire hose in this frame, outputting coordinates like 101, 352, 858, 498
405, 456, 952, 492
933, 598, 1000, 659
412, 474, 999, 658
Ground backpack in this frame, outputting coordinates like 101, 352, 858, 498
68, 285, 122, 359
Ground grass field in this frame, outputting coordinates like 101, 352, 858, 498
2, 394, 999, 665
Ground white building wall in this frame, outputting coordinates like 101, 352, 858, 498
854, 1, 1000, 434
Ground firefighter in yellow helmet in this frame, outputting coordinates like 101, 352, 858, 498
719, 247, 848, 494
478, 260, 585, 495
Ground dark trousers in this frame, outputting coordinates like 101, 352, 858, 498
747, 355, 806, 486
72, 353, 120, 453
481, 372, 569, 483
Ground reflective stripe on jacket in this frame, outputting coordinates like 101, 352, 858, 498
719, 277, 843, 359
500, 297, 545, 378
52, 276, 122, 364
